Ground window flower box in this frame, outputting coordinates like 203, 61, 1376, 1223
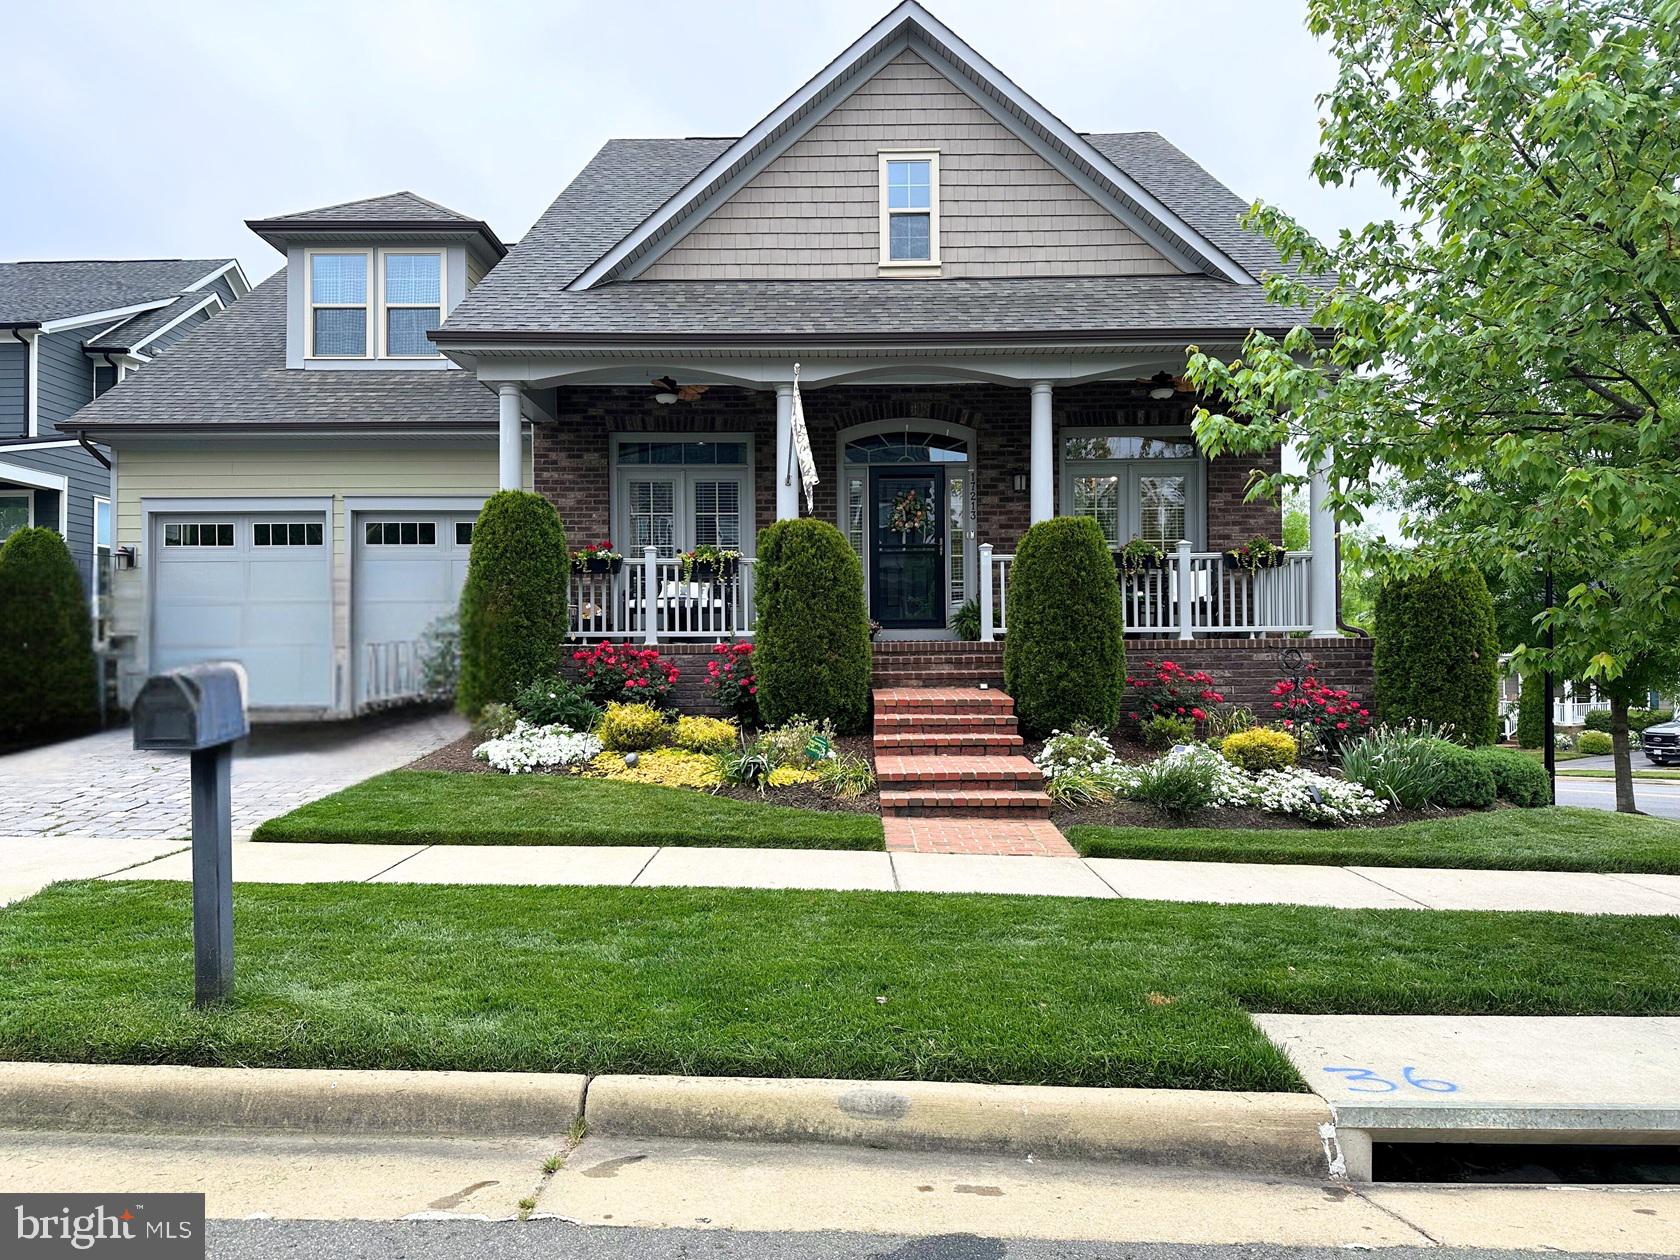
1223, 536, 1287, 573
1114, 538, 1166, 574
571, 541, 623, 574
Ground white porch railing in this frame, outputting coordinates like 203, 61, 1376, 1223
363, 639, 423, 707
979, 540, 1314, 640
570, 545, 757, 642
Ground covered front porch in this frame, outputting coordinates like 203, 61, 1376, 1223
479, 354, 1341, 644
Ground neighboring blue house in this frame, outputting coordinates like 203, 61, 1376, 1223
0, 257, 250, 633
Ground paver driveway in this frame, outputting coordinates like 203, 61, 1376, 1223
0, 710, 464, 842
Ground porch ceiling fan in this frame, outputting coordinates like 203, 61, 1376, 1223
651, 376, 709, 404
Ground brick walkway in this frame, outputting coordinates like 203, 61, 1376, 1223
872, 685, 1075, 857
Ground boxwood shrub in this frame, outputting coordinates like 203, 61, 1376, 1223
1584, 707, 1673, 733
1002, 516, 1125, 737
1373, 567, 1499, 745
1465, 746, 1551, 808
1515, 675, 1546, 749
0, 527, 97, 741
1424, 738, 1498, 809
753, 518, 871, 733
457, 491, 568, 716
1578, 729, 1613, 755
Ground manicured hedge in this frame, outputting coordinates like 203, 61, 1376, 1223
1584, 707, 1673, 733
0, 527, 97, 741
753, 518, 871, 733
1467, 746, 1551, 808
1002, 516, 1125, 737
457, 491, 568, 716
1373, 567, 1499, 745
1516, 675, 1546, 749
1425, 739, 1498, 809
1578, 730, 1613, 755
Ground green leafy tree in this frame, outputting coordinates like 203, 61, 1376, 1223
1184, 0, 1680, 810
457, 491, 568, 716
0, 527, 97, 741
753, 518, 872, 733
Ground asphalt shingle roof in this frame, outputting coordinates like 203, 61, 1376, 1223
84, 292, 216, 350
60, 271, 497, 432
254, 191, 483, 225
439, 131, 1306, 343
0, 259, 233, 325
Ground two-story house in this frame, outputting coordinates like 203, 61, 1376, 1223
1, 257, 249, 634
65, 2, 1370, 721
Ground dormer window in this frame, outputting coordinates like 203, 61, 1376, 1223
879, 152, 940, 270
305, 247, 444, 360
381, 252, 443, 357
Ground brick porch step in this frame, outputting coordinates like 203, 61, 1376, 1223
875, 754, 1042, 787
883, 816, 1076, 857
874, 710, 1018, 731
874, 670, 1005, 688
871, 731, 1024, 754
879, 788, 1053, 818
873, 686, 1013, 713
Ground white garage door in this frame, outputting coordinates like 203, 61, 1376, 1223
152, 513, 332, 708
353, 511, 477, 707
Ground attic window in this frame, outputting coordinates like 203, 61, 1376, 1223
381, 252, 443, 358
879, 152, 940, 269
309, 250, 371, 357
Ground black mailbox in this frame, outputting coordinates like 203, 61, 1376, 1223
133, 663, 250, 751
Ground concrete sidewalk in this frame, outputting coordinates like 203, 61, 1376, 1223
63, 840, 1680, 914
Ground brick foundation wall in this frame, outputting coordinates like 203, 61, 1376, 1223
1124, 635, 1375, 713
532, 382, 1284, 556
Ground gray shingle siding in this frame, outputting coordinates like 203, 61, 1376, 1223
0, 342, 23, 437
34, 330, 94, 428
0, 440, 110, 588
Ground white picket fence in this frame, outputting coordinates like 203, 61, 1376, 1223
979, 540, 1313, 640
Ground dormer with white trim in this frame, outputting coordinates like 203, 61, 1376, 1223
246, 193, 507, 370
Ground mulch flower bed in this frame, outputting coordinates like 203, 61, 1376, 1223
1049, 798, 1473, 831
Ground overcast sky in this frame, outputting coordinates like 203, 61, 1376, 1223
6, 0, 1400, 283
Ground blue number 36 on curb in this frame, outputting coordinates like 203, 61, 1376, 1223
1323, 1065, 1460, 1093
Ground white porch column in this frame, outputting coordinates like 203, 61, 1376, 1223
1029, 380, 1053, 523
1308, 457, 1339, 637
774, 382, 799, 520
496, 382, 523, 491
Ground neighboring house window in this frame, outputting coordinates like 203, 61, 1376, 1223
365, 521, 437, 545
0, 491, 30, 540
309, 250, 372, 357
92, 497, 111, 641
164, 522, 235, 547
612, 437, 752, 559
381, 252, 444, 357
879, 152, 939, 267
253, 522, 325, 547
93, 364, 118, 396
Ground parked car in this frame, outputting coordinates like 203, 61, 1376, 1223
1644, 718, 1680, 766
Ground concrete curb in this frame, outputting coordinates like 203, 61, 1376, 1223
586, 1074, 1334, 1177
0, 1062, 587, 1137
0, 1063, 1333, 1176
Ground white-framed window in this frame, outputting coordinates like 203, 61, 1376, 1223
364, 520, 438, 546
308, 249, 373, 358
0, 490, 31, 540
611, 436, 753, 559
254, 521, 325, 547
380, 251, 444, 358
163, 521, 235, 547
879, 151, 940, 268
92, 496, 112, 641
1059, 430, 1205, 550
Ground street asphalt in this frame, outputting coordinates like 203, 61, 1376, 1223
205, 1222, 1651, 1260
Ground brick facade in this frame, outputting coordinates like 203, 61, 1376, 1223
532, 381, 1283, 556
1124, 635, 1375, 714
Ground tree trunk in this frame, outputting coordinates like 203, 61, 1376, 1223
1611, 694, 1639, 814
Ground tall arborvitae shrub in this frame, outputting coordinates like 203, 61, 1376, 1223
0, 527, 97, 741
457, 491, 568, 716
1373, 566, 1500, 745
1002, 516, 1126, 737
1516, 673, 1546, 749
752, 518, 872, 733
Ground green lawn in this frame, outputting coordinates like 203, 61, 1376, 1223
252, 770, 882, 850
1069, 807, 1680, 873
1558, 767, 1680, 781
2, 881, 1676, 1091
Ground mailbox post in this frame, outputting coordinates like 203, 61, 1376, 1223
132, 663, 250, 1006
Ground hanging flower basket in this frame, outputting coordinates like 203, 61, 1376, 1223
1224, 536, 1287, 573
887, 488, 935, 535
571, 540, 623, 574
680, 546, 740, 583
1115, 538, 1166, 574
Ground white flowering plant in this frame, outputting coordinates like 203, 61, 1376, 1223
1037, 726, 1121, 778
1251, 767, 1387, 824
473, 721, 604, 774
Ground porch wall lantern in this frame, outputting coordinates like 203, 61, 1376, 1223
1011, 473, 1028, 493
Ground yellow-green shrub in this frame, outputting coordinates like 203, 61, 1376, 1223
1220, 726, 1299, 772
673, 714, 738, 754
598, 702, 671, 751
588, 748, 720, 789
1577, 729, 1612, 755
767, 766, 820, 788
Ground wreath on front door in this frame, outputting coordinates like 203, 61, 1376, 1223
887, 488, 935, 535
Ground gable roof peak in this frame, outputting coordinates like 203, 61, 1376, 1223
565, 1, 1251, 291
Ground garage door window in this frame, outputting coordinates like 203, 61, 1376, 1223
365, 521, 437, 546
164, 522, 234, 547
254, 522, 325, 547
455, 522, 474, 545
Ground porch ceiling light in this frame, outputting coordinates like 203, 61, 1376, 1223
1148, 372, 1177, 401
653, 390, 679, 405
